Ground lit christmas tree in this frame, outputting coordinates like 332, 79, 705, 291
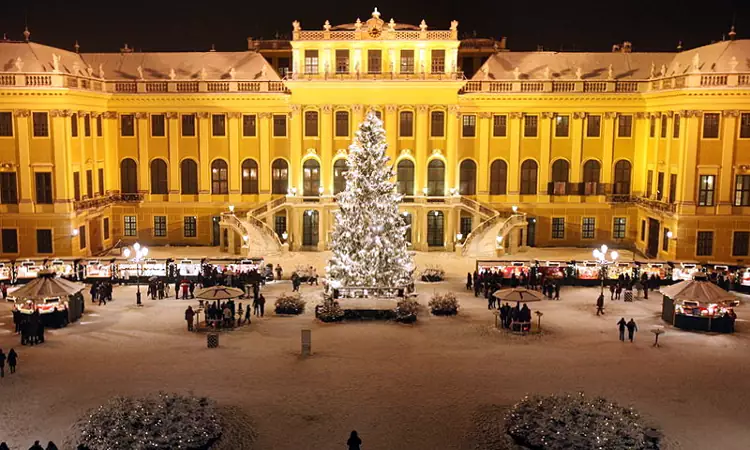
326, 111, 413, 288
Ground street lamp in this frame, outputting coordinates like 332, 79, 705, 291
123, 242, 149, 306
592, 244, 618, 295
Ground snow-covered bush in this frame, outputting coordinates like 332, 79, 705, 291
317, 298, 345, 322
274, 293, 305, 315
75, 393, 221, 450
395, 297, 419, 323
421, 266, 445, 282
428, 292, 459, 316
505, 393, 660, 450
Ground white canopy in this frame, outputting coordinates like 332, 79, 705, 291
659, 278, 737, 305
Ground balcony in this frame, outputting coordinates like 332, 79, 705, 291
285, 71, 465, 82
605, 194, 676, 214
73, 192, 145, 211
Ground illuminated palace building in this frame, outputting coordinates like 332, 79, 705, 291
1, 8, 750, 262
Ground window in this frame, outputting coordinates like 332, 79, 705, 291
660, 114, 667, 138
73, 172, 81, 201
277, 58, 290, 77
211, 159, 228, 194
184, 216, 197, 238
335, 50, 349, 74
613, 217, 626, 239
368, 50, 382, 74
673, 113, 680, 138
274, 215, 287, 239
459, 160, 476, 195
0, 172, 17, 204
733, 231, 750, 256
0, 112, 12, 136
120, 114, 134, 137
703, 113, 720, 139
154, 216, 167, 237
696, 231, 714, 256
460, 216, 472, 238
79, 225, 86, 249
583, 160, 601, 195
400, 49, 414, 74
551, 218, 565, 239
304, 111, 318, 137
646, 170, 654, 198
524, 115, 538, 137
397, 159, 414, 196
71, 113, 78, 137
335, 111, 349, 137
555, 115, 569, 137
182, 114, 196, 137
662, 228, 670, 252
151, 114, 165, 137
617, 114, 632, 137
304, 50, 318, 74
640, 220, 646, 241
399, 111, 414, 137
150, 159, 168, 194
427, 211, 444, 246
550, 159, 569, 195
302, 210, 319, 246
180, 160, 198, 195
273, 114, 287, 137
649, 116, 656, 137
242, 114, 256, 137
241, 159, 259, 194
96, 115, 102, 136
303, 159, 321, 197
431, 49, 445, 73
735, 175, 750, 206
430, 111, 445, 137
582, 217, 595, 239
272, 159, 289, 194
669, 174, 677, 204
32, 112, 48, 137
698, 175, 715, 206
613, 160, 631, 195
520, 160, 538, 195
98, 168, 105, 196
333, 159, 348, 194
124, 215, 137, 236
490, 160, 507, 195
35, 172, 53, 204
587, 115, 601, 137
212, 114, 226, 136
741, 113, 750, 138
36, 229, 52, 254
462, 115, 476, 137
84, 114, 91, 137
427, 159, 445, 196
103, 217, 110, 240
656, 172, 664, 201
120, 158, 138, 194
86, 169, 93, 198
2, 229, 18, 253
493, 115, 507, 137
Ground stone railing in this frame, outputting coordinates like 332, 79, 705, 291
294, 28, 457, 41
246, 214, 284, 248
285, 71, 464, 81
250, 195, 287, 218
605, 194, 676, 214
73, 192, 144, 211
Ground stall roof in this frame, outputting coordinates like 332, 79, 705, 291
660, 279, 738, 305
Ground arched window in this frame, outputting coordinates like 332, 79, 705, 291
333, 159, 348, 195
272, 159, 288, 194
550, 159, 569, 195
427, 210, 444, 247
583, 160, 601, 195
613, 160, 632, 195
211, 159, 228, 194
520, 160, 538, 195
490, 160, 507, 195
241, 159, 259, 194
397, 159, 415, 197
120, 158, 137, 194
427, 159, 445, 196
459, 160, 477, 195
303, 159, 321, 196
150, 159, 168, 194
180, 159, 198, 195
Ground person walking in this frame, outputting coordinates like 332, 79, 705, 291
29, 441, 44, 450
237, 303, 244, 326
275, 264, 283, 281
626, 318, 638, 342
596, 293, 605, 316
244, 304, 251, 325
0, 442, 9, 450
45, 442, 59, 450
7, 348, 17, 374
466, 272, 472, 291
615, 283, 622, 300
617, 318, 627, 341
554, 282, 560, 300
609, 283, 616, 300
0, 349, 5, 378
347, 431, 362, 450
185, 306, 195, 331
258, 294, 266, 317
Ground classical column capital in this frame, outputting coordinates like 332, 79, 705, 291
509, 112, 523, 119
385, 104, 398, 113
635, 112, 647, 119
259, 112, 272, 119
134, 112, 148, 120
197, 112, 210, 119
572, 112, 586, 120
541, 112, 554, 119
665, 110, 674, 118
604, 112, 616, 119
478, 112, 492, 119
723, 110, 740, 118
351, 104, 363, 113
13, 109, 31, 117
77, 110, 88, 117
165, 112, 179, 119
447, 105, 460, 116
321, 105, 333, 113
91, 111, 102, 118
290, 105, 302, 115
416, 104, 429, 113
227, 112, 242, 119
102, 111, 118, 119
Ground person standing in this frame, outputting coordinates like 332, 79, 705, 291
466, 272, 472, 291
0, 282, 7, 300
554, 282, 560, 300
7, 348, 17, 374
237, 303, 244, 326
275, 264, 283, 281
29, 441, 44, 450
626, 318, 638, 342
617, 318, 627, 341
185, 306, 195, 331
0, 348, 5, 378
596, 293, 605, 316
258, 294, 266, 317
609, 283, 616, 300
615, 283, 622, 300
45, 442, 59, 450
347, 431, 362, 450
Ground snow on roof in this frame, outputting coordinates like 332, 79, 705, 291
0, 41, 86, 75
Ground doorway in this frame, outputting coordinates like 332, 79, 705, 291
303, 210, 319, 247
212, 216, 221, 246
526, 217, 536, 247
88, 218, 103, 254
647, 218, 660, 258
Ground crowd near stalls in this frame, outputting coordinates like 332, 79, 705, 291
660, 273, 739, 333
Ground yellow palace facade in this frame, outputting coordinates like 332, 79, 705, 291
1, 9, 750, 263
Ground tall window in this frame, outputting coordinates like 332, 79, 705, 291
431, 50, 445, 73
184, 216, 197, 238
98, 168, 105, 195
274, 215, 287, 239
73, 172, 81, 201
37, 229, 53, 254
617, 114, 632, 137
583, 160, 601, 195
696, 231, 714, 256
733, 231, 750, 256
242, 114, 256, 137
673, 113, 680, 138
367, 50, 382, 74
181, 114, 196, 137
735, 175, 750, 206
31, 112, 49, 137
740, 113, 750, 138
660, 114, 668, 138
335, 111, 349, 137
271, 159, 289, 194
96, 115, 102, 136
211, 159, 228, 194
397, 160, 415, 196
333, 159, 348, 194
153, 216, 167, 237
613, 160, 631, 195
520, 160, 538, 195
335, 50, 349, 74
120, 158, 138, 194
124, 215, 137, 237
304, 50, 319, 74
427, 211, 444, 246
613, 218, 626, 239
84, 114, 91, 137
646, 170, 654, 198
303, 159, 321, 196
0, 112, 13, 136
241, 159, 259, 194
0, 172, 17, 204
304, 111, 319, 137
587, 115, 601, 137
669, 174, 677, 204
151, 114, 165, 137
302, 210, 319, 246
273, 114, 287, 137
490, 160, 507, 195
698, 175, 715, 206
400, 49, 415, 74
150, 159, 168, 194
459, 160, 476, 195
180, 159, 198, 195
555, 115, 569, 137
703, 113, 720, 139
1, 229, 18, 253
35, 172, 53, 204
212, 114, 226, 136
277, 58, 290, 77
120, 114, 134, 137
524, 115, 538, 137
462, 115, 476, 137
427, 160, 445, 196
551, 218, 565, 239
663, 228, 670, 252
649, 116, 656, 137
550, 160, 569, 195
399, 111, 414, 137
493, 115, 507, 137
79, 225, 86, 249
581, 217, 595, 239
431, 111, 445, 137
71, 113, 79, 137
656, 172, 665, 201
103, 217, 109, 240
86, 170, 93, 198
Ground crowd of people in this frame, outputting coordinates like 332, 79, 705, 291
0, 441, 60, 450
497, 302, 533, 331
469, 269, 563, 309
89, 281, 113, 305
11, 310, 46, 345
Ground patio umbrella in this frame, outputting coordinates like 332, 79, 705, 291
193, 285, 245, 301
493, 288, 544, 302
660, 276, 738, 305
10, 271, 85, 300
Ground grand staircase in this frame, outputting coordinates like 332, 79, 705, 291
220, 196, 287, 257
460, 198, 527, 258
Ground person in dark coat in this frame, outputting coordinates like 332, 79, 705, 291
609, 283, 616, 300
37, 320, 45, 344
1, 282, 7, 299
245, 304, 251, 324
12, 309, 21, 333
554, 282, 560, 300
0, 442, 9, 450
466, 272, 472, 290
0, 348, 5, 378
347, 431, 362, 450
7, 348, 17, 374
258, 294, 266, 317
617, 318, 627, 341
45, 442, 59, 450
185, 306, 195, 331
29, 441, 43, 450
626, 318, 638, 342
596, 293, 605, 315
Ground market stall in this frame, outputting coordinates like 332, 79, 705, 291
15, 259, 44, 283
118, 259, 167, 280
660, 274, 739, 333
574, 261, 601, 286
704, 263, 735, 291
85, 259, 114, 280
48, 259, 76, 280
9, 271, 85, 327
636, 262, 669, 285
671, 262, 702, 282
608, 262, 635, 281
177, 259, 203, 278
537, 261, 568, 283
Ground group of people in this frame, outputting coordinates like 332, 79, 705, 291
290, 267, 318, 292
146, 279, 172, 300
617, 318, 639, 342
0, 347, 18, 377
89, 281, 113, 305
185, 294, 267, 331
0, 441, 59, 450
11, 309, 46, 345
498, 302, 533, 331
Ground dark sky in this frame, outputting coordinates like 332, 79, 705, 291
2, 0, 749, 53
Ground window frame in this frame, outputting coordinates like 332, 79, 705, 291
702, 113, 720, 139
735, 175, 750, 206
241, 159, 259, 195
551, 217, 565, 240
0, 111, 13, 137
458, 159, 477, 195
581, 217, 596, 239
426, 210, 445, 247
367, 49, 382, 74
71, 113, 79, 137
586, 114, 601, 138
335, 49, 349, 74
617, 114, 633, 138
181, 114, 196, 137
0, 171, 18, 204
211, 114, 226, 137
698, 174, 716, 206
660, 114, 668, 138
242, 114, 257, 137
36, 229, 53, 254
397, 159, 415, 196
696, 230, 714, 257
153, 215, 167, 238
304, 50, 319, 74
180, 159, 199, 195
183, 216, 197, 238
304, 110, 319, 137
400, 49, 415, 74
123, 215, 137, 237
34, 171, 53, 204
492, 115, 508, 137
430, 111, 445, 138
399, 111, 414, 137
273, 114, 287, 137
732, 231, 750, 257
431, 49, 445, 73
461, 114, 476, 138
613, 217, 626, 239
554, 115, 569, 138
151, 113, 166, 137
210, 159, 229, 195
32, 112, 49, 138
1, 228, 19, 253
119, 114, 135, 137
523, 115, 538, 138
335, 111, 349, 137
520, 160, 538, 195
271, 159, 289, 194
673, 113, 681, 139
740, 113, 750, 139
489, 159, 508, 195
150, 159, 168, 195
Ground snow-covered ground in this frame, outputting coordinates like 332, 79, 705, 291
0, 248, 748, 450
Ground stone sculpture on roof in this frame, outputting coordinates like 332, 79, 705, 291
169, 68, 176, 80
14, 57, 23, 72
136, 65, 144, 80
607, 64, 613, 80
98, 64, 104, 79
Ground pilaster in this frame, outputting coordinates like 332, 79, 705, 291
166, 112, 180, 200
570, 112, 585, 183
135, 112, 149, 195
50, 109, 73, 213
537, 112, 553, 203
507, 112, 522, 199
718, 110, 739, 214
415, 105, 429, 192
197, 112, 211, 202
102, 111, 118, 194
13, 110, 33, 213
259, 113, 272, 195
290, 105, 303, 193
601, 112, 615, 187
228, 111, 242, 203
91, 112, 101, 198
679, 110, 700, 215
446, 106, 459, 195
633, 112, 650, 196
385, 105, 398, 164
477, 112, 491, 197
320, 105, 333, 192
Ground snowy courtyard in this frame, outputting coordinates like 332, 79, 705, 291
0, 249, 749, 449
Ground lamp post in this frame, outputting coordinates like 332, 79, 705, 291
592, 244, 618, 295
123, 242, 148, 306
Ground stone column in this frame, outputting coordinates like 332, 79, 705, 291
570, 112, 585, 183
101, 111, 118, 194
50, 109, 73, 213
228, 111, 242, 203
13, 110, 33, 213
197, 112, 211, 202
601, 112, 616, 189
135, 112, 149, 196
351, 105, 364, 141
633, 112, 650, 196
718, 110, 739, 214
320, 105, 333, 193
91, 112, 102, 198
166, 112, 180, 201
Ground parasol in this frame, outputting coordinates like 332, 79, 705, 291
193, 285, 245, 300
659, 275, 738, 305
10, 270, 85, 300
493, 288, 544, 302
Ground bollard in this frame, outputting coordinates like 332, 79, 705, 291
301, 329, 311, 356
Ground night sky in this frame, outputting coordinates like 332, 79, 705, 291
1, 0, 749, 53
